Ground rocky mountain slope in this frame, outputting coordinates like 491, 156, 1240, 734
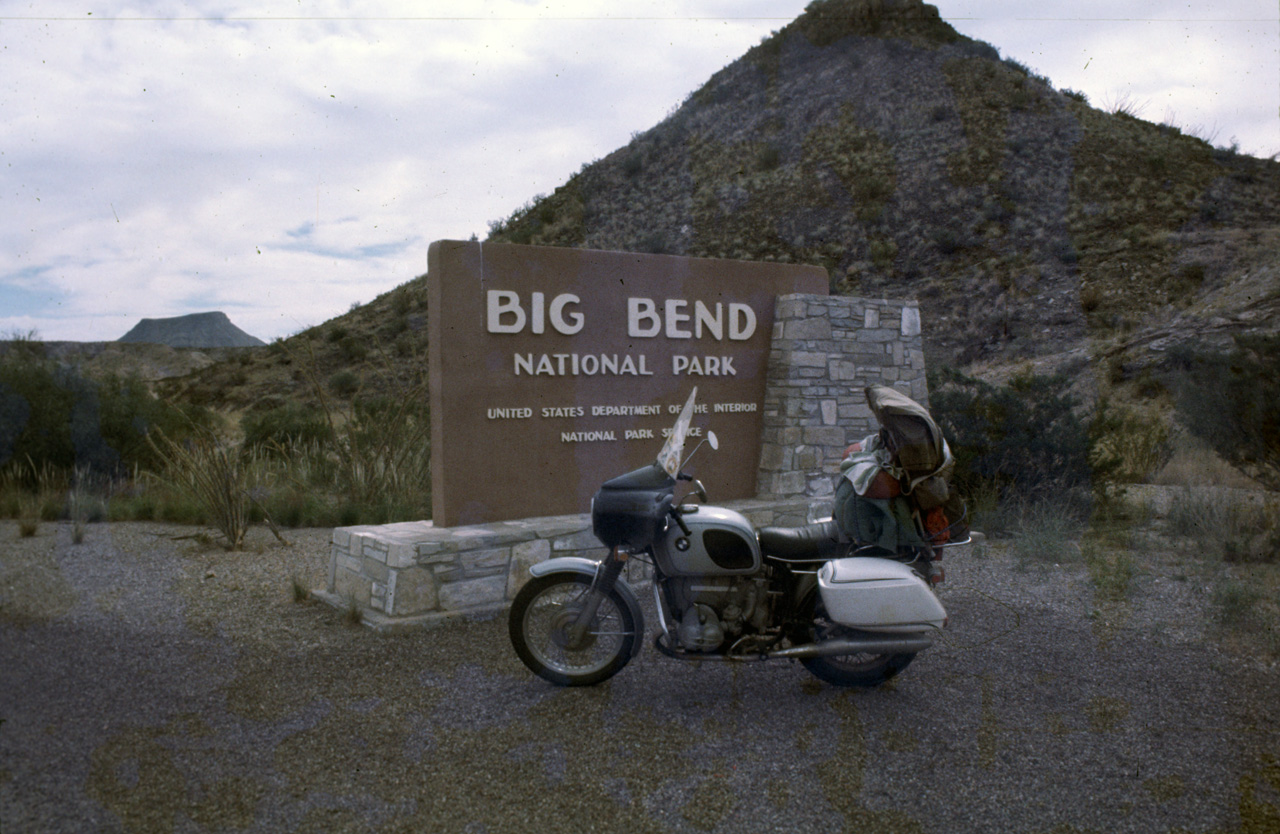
484, 0, 1278, 381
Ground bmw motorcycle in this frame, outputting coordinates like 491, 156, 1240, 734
508, 388, 967, 688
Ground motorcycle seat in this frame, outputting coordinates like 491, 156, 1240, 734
758, 520, 845, 562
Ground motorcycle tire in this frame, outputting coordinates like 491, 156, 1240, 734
799, 593, 916, 688
509, 573, 638, 686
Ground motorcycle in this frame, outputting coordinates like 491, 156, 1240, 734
508, 388, 968, 688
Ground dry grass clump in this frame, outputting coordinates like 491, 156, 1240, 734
1154, 439, 1265, 490
1165, 487, 1279, 564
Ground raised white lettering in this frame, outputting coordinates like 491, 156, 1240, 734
628, 298, 661, 338
487, 290, 525, 333
549, 294, 584, 335
695, 301, 723, 340
665, 299, 691, 338
531, 291, 545, 334
729, 303, 756, 340
512, 354, 654, 377
672, 355, 737, 376
561, 431, 618, 443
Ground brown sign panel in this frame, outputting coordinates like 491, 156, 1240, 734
427, 240, 828, 526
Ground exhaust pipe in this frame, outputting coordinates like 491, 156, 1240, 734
766, 633, 935, 660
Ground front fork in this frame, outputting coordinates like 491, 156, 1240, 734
566, 547, 627, 648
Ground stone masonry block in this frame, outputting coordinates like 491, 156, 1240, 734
901, 305, 921, 336
829, 360, 859, 381
784, 318, 831, 341
794, 448, 821, 471
387, 543, 416, 569
438, 576, 508, 612
507, 538, 552, 599
758, 442, 793, 472
362, 558, 389, 586
553, 528, 605, 552
462, 546, 511, 575
770, 471, 808, 495
774, 296, 808, 319
803, 426, 847, 447
789, 351, 829, 368
332, 569, 372, 608
391, 566, 438, 616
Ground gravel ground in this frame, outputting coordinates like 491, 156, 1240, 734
1, 518, 1278, 833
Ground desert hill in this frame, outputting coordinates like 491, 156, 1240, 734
483, 0, 1277, 379
118, 311, 265, 349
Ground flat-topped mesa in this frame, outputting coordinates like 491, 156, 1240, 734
117, 311, 265, 348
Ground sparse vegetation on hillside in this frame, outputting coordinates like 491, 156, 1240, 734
483, 0, 1277, 377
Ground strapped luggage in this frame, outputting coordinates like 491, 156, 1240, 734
834, 386, 967, 550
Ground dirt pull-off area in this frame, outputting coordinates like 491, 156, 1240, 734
1, 516, 1277, 833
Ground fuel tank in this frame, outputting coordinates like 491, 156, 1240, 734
653, 505, 761, 576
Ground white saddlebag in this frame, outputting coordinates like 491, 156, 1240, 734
817, 558, 946, 633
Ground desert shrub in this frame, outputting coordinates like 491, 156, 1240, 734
337, 334, 368, 362
1168, 334, 1280, 489
241, 403, 333, 454
1088, 401, 1171, 485
929, 368, 1091, 502
0, 354, 203, 482
329, 370, 360, 398
622, 151, 643, 178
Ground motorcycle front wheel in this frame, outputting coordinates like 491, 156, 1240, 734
509, 573, 638, 686
800, 594, 916, 687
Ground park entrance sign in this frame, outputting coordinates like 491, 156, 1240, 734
427, 240, 828, 526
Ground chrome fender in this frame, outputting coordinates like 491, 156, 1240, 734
528, 557, 645, 658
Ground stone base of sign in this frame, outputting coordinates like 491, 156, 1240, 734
322, 291, 928, 630
757, 293, 927, 501
319, 496, 831, 632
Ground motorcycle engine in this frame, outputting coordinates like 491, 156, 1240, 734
668, 576, 767, 652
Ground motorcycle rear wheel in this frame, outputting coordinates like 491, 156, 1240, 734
800, 595, 916, 687
509, 574, 638, 686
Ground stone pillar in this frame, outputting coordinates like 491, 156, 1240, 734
756, 294, 928, 502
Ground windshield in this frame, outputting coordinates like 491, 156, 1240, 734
656, 387, 698, 478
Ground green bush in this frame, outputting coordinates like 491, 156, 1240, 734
241, 403, 333, 454
1169, 334, 1280, 489
0, 353, 205, 482
929, 368, 1091, 501
329, 370, 360, 398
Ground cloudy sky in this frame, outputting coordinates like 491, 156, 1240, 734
3, 1, 1276, 343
